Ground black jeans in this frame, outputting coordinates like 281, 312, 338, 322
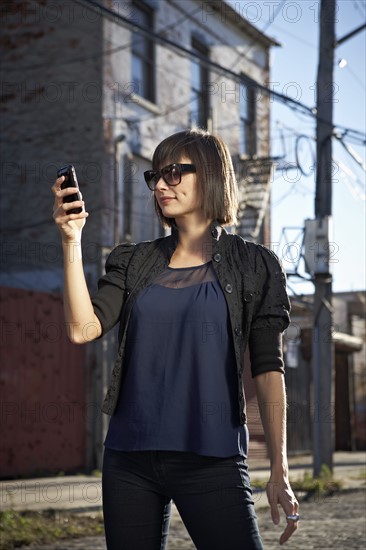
102, 448, 263, 550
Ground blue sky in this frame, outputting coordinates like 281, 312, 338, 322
228, 0, 366, 294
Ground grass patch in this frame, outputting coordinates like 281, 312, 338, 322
0, 509, 104, 550
249, 478, 267, 490
291, 464, 343, 500
350, 469, 366, 480
250, 464, 343, 497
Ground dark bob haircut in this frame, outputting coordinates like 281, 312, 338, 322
151, 129, 238, 228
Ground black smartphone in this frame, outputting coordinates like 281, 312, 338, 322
57, 164, 82, 214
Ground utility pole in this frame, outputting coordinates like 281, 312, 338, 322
313, 0, 336, 477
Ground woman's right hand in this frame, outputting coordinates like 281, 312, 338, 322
52, 176, 89, 243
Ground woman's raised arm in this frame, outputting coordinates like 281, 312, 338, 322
52, 176, 101, 343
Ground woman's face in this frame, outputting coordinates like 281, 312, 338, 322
154, 156, 203, 222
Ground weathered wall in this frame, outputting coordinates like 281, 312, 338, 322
1, 0, 105, 292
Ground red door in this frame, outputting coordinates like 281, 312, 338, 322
0, 287, 86, 477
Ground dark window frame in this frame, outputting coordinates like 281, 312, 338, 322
240, 81, 257, 157
131, 1, 155, 103
190, 38, 209, 129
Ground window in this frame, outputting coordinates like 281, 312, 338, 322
131, 2, 155, 102
239, 82, 257, 157
190, 39, 209, 128
123, 156, 164, 242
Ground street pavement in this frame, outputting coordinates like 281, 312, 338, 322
1, 451, 365, 549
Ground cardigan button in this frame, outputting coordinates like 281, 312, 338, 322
234, 327, 242, 336
240, 412, 246, 423
213, 253, 221, 262
225, 283, 233, 293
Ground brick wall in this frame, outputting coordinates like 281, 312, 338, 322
1, 0, 104, 291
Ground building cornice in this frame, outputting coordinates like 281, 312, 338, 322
209, 1, 281, 48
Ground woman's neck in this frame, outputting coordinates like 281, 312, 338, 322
171, 218, 214, 265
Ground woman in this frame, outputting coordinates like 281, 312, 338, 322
52, 129, 299, 549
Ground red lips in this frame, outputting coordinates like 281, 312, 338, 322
159, 196, 175, 204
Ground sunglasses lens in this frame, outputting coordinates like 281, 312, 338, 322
163, 165, 181, 185
144, 171, 157, 189
152, 173, 160, 187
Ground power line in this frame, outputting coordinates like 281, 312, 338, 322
335, 22, 366, 47
3, 42, 133, 72
222, 0, 286, 74
270, 22, 317, 50
168, 0, 260, 64
353, 1, 366, 16
335, 156, 366, 201
339, 62, 366, 90
334, 134, 366, 173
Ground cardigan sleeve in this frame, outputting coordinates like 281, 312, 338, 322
91, 243, 135, 336
249, 245, 291, 378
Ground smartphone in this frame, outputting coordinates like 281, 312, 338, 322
57, 164, 82, 214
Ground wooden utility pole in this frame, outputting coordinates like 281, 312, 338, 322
313, 0, 336, 477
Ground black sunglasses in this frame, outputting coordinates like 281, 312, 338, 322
144, 163, 196, 191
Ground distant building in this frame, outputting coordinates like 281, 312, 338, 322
0, 0, 279, 475
286, 291, 365, 454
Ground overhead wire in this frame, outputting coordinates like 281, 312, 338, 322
335, 135, 366, 173
3, 41, 133, 72
334, 156, 366, 201
269, 23, 317, 50
338, 61, 366, 90
271, 121, 365, 182
354, 1, 366, 17
218, 0, 287, 74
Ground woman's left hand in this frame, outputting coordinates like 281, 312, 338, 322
266, 473, 299, 545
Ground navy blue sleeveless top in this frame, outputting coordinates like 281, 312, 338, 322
104, 261, 248, 457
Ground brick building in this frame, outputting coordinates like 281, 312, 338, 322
0, 0, 279, 475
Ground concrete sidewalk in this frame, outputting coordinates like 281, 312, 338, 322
1, 451, 365, 513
